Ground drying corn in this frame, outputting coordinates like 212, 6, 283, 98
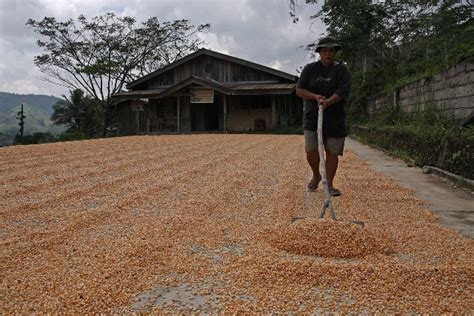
1, 134, 472, 313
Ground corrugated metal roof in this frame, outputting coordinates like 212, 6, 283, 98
229, 83, 296, 90
113, 89, 166, 98
226, 83, 296, 95
113, 78, 296, 99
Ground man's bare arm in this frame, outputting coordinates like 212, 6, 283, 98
296, 88, 324, 103
320, 94, 342, 108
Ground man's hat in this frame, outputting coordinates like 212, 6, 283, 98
315, 36, 342, 53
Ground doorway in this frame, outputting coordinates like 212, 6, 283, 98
190, 102, 219, 131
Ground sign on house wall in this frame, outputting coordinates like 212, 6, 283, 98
190, 87, 214, 103
131, 100, 146, 111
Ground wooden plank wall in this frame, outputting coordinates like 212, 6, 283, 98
149, 55, 286, 89
117, 93, 302, 135
116, 101, 134, 135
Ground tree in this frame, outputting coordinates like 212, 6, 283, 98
288, 0, 474, 120
52, 89, 102, 138
290, 1, 389, 79
16, 132, 55, 145
428, 1, 473, 68
16, 103, 26, 143
27, 13, 210, 136
289, 0, 389, 120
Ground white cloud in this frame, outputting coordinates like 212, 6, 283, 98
198, 32, 232, 55
0, 0, 326, 96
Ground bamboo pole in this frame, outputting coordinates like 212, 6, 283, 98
318, 103, 336, 220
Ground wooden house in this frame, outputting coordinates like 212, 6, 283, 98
112, 48, 302, 135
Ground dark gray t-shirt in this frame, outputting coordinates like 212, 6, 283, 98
297, 61, 351, 137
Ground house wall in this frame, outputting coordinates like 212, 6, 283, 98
117, 97, 193, 135
117, 93, 302, 135
148, 97, 192, 133
180, 97, 192, 132
226, 95, 270, 131
116, 100, 140, 135
226, 95, 303, 132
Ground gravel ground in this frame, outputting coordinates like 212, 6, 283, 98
1, 134, 473, 313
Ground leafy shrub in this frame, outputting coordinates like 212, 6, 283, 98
56, 129, 89, 141
15, 132, 56, 145
350, 123, 473, 179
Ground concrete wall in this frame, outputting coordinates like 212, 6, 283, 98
368, 59, 474, 119
227, 107, 273, 132
226, 96, 273, 132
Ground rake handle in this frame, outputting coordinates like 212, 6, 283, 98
317, 102, 336, 220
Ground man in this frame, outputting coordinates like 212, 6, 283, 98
296, 36, 352, 196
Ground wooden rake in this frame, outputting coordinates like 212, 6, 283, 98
292, 102, 364, 227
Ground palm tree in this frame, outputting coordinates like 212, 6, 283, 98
51, 89, 102, 137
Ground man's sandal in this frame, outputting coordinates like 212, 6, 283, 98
329, 187, 341, 196
307, 176, 322, 192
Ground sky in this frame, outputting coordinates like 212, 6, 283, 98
0, 0, 325, 97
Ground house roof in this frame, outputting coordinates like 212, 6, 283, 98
127, 48, 297, 89
113, 88, 166, 99
224, 82, 296, 95
113, 76, 296, 100
158, 76, 232, 98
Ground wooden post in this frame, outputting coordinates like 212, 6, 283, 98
393, 88, 400, 110
136, 111, 140, 134
272, 95, 276, 129
177, 96, 181, 133
289, 95, 293, 117
223, 95, 228, 133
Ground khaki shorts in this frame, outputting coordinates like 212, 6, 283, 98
304, 130, 345, 156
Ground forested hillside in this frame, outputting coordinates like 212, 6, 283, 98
0, 92, 63, 137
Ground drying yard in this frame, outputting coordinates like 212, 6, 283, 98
1, 134, 473, 313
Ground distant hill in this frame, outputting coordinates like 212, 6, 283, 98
0, 92, 65, 138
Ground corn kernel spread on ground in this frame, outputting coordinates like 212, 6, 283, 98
1, 134, 473, 313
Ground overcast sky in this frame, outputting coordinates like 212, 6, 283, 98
0, 0, 325, 97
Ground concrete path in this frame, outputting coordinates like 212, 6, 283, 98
346, 137, 474, 239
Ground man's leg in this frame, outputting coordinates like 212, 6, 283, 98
325, 150, 339, 188
325, 137, 345, 196
304, 130, 321, 190
306, 149, 321, 181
